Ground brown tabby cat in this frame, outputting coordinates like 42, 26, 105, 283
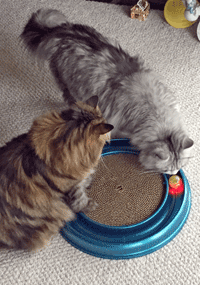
0, 95, 113, 251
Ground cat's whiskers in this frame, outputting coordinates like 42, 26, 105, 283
180, 156, 194, 160
100, 157, 161, 180
139, 169, 159, 175
100, 157, 117, 182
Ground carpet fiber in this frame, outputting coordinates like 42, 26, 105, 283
0, 0, 200, 284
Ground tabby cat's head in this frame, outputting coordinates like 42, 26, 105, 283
138, 132, 194, 175
29, 96, 113, 179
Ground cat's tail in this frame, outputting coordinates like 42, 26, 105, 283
20, 9, 68, 61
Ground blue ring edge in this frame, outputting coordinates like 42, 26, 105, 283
60, 139, 191, 259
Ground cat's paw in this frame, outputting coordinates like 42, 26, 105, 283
82, 199, 98, 214
71, 195, 98, 213
68, 210, 76, 221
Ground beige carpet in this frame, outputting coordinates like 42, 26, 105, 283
0, 0, 200, 284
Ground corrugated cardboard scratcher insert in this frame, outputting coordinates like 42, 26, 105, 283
86, 153, 165, 226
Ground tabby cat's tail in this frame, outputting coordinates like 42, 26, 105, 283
21, 9, 67, 60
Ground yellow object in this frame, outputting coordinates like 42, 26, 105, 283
169, 175, 182, 188
164, 0, 196, 28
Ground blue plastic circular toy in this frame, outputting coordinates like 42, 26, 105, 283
60, 139, 191, 259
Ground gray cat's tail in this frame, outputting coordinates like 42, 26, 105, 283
21, 9, 68, 60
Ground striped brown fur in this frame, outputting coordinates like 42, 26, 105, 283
0, 95, 113, 251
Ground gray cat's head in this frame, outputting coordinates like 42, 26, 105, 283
138, 133, 194, 174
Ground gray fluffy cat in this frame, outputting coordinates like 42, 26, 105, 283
21, 8, 193, 175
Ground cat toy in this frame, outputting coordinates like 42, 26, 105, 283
183, 0, 200, 40
61, 139, 191, 259
130, 0, 150, 21
184, 0, 200, 21
169, 175, 184, 195
164, 0, 197, 28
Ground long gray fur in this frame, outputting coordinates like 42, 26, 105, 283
21, 8, 194, 174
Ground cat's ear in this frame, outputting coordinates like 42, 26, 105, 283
182, 137, 194, 149
94, 123, 114, 135
154, 149, 169, 161
85, 96, 99, 108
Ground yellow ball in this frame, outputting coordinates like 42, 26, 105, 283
164, 0, 196, 28
169, 175, 182, 189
